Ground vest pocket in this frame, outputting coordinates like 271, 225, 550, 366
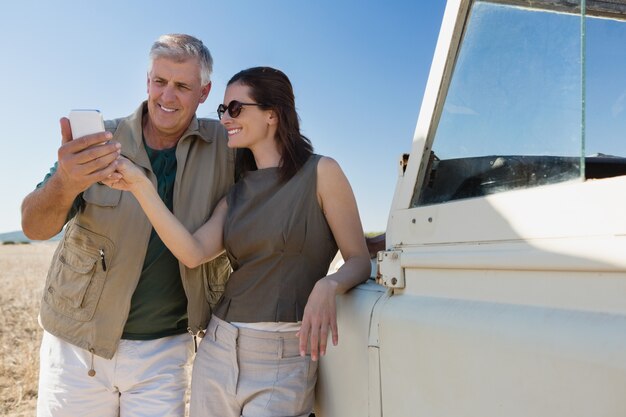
44, 225, 114, 322
55, 249, 98, 308
202, 252, 232, 309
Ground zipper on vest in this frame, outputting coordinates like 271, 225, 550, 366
99, 249, 107, 271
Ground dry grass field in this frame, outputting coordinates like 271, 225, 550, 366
0, 241, 57, 417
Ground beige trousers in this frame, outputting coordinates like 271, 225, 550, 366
189, 316, 317, 417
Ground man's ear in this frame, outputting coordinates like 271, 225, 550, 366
199, 82, 212, 103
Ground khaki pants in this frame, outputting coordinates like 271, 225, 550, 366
189, 316, 317, 417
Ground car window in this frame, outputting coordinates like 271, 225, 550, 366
413, 0, 584, 207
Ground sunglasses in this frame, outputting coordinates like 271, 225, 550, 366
217, 100, 267, 120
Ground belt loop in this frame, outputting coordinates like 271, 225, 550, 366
278, 337, 284, 359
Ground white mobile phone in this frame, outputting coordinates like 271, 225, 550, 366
68, 109, 105, 139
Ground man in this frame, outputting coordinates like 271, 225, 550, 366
21, 34, 234, 417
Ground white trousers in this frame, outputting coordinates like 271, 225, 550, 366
37, 331, 193, 417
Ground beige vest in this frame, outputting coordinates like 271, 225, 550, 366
39, 102, 235, 359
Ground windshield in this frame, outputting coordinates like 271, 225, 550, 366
412, 0, 626, 207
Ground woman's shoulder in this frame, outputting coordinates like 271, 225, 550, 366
315, 154, 343, 178
314, 154, 355, 209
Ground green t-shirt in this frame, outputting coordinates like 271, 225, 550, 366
122, 143, 188, 339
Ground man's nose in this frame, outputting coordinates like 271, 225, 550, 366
162, 85, 176, 101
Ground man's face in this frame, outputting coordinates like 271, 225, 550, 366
146, 57, 211, 139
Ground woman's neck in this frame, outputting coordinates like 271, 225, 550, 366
250, 140, 282, 169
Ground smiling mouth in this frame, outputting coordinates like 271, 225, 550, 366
159, 104, 177, 113
228, 128, 242, 135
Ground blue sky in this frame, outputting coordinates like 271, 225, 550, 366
0, 1, 446, 234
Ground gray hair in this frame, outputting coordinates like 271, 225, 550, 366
149, 34, 213, 86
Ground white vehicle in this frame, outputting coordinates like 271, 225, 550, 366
315, 0, 626, 415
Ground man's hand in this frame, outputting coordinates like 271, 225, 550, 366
21, 117, 121, 240
56, 117, 121, 195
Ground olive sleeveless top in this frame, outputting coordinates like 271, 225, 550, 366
213, 154, 339, 323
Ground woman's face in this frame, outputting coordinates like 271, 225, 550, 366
220, 82, 275, 150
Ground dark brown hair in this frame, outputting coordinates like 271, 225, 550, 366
228, 67, 313, 182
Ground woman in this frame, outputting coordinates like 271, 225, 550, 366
106, 66, 370, 417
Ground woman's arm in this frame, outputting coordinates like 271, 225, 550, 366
104, 157, 226, 268
298, 156, 371, 361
